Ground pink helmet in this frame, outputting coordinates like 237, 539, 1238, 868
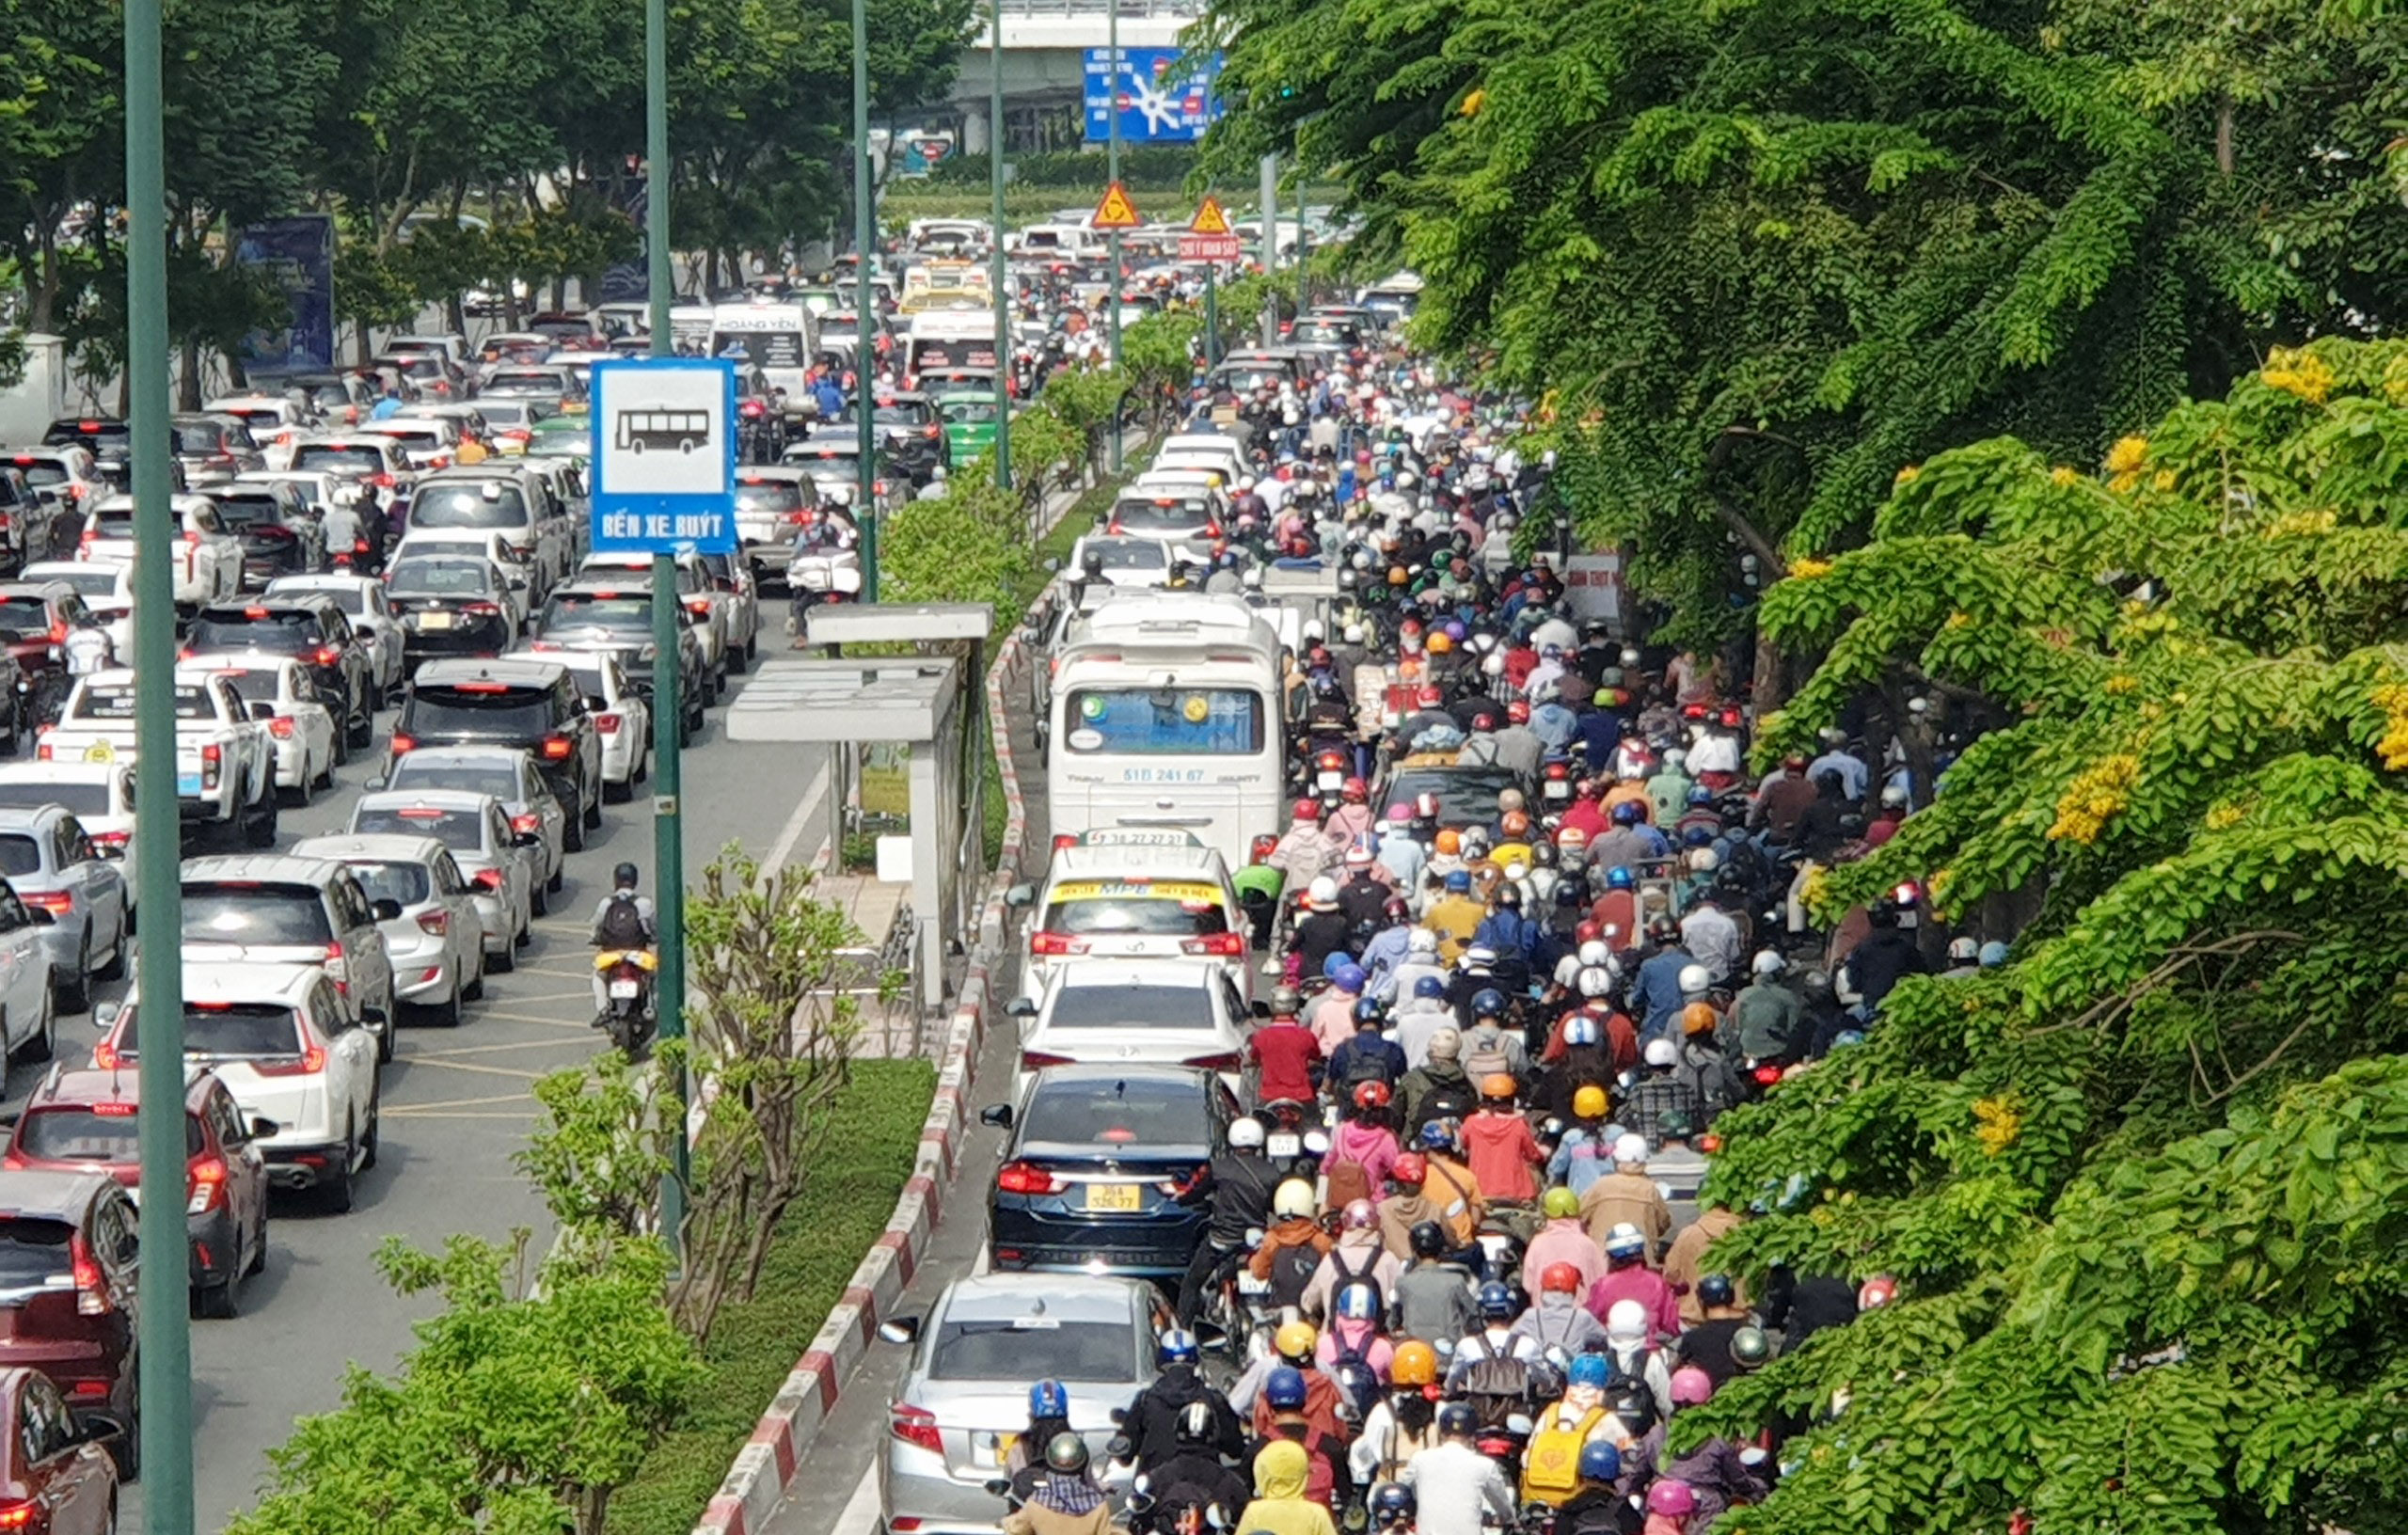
1669, 1366, 1714, 1407
1340, 1198, 1377, 1232
1645, 1481, 1699, 1518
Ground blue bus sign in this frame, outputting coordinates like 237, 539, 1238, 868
589, 358, 739, 555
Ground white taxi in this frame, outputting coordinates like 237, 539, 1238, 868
1004, 830, 1247, 1004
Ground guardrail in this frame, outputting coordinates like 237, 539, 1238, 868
993, 0, 1202, 15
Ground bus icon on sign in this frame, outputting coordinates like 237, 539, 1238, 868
615, 407, 711, 455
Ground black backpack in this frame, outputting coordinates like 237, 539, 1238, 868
596, 893, 649, 949
1603, 1352, 1660, 1437
1270, 1242, 1323, 1309
1458, 1350, 1532, 1430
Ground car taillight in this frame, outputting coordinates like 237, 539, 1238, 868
462, 600, 502, 616
18, 890, 72, 918
1018, 1052, 1074, 1073
1182, 1052, 1244, 1073
45, 620, 65, 644
0, 1503, 33, 1529
417, 910, 450, 936
1158, 1161, 1212, 1196
995, 1161, 1065, 1195
93, 1041, 120, 1068
90, 830, 127, 854
1181, 932, 1244, 957
1752, 1065, 1783, 1086
70, 1232, 106, 1315
889, 1403, 944, 1455
594, 712, 620, 735
684, 597, 711, 616
390, 734, 416, 753
200, 741, 221, 789
313, 644, 342, 666
372, 471, 396, 488
510, 813, 541, 836
924, 426, 940, 439
540, 735, 573, 761
1028, 931, 1088, 957
268, 716, 294, 739
322, 940, 348, 981
471, 868, 504, 891
187, 1155, 229, 1214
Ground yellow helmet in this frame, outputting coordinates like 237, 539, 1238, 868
1275, 1320, 1318, 1361
1543, 1185, 1580, 1219
1573, 1084, 1608, 1119
1273, 1179, 1317, 1220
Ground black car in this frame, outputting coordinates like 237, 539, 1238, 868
525, 582, 708, 741
182, 598, 373, 750
39, 419, 185, 496
863, 392, 947, 484
978, 1064, 1231, 1283
287, 373, 375, 428
383, 557, 518, 669
213, 483, 326, 584
390, 658, 603, 847
167, 414, 265, 486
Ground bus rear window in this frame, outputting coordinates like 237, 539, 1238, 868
1062, 688, 1263, 755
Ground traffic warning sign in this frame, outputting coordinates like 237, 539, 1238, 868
1189, 196, 1234, 235
1092, 181, 1145, 230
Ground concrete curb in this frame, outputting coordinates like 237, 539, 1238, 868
691, 516, 1060, 1535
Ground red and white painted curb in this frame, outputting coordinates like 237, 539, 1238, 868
693, 566, 1054, 1535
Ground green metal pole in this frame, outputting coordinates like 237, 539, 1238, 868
1106, 8, 1122, 475
1294, 176, 1307, 315
853, 0, 879, 599
644, 0, 688, 1263
1204, 261, 1218, 366
1258, 153, 1277, 347
126, 0, 190, 1524
990, 0, 1010, 493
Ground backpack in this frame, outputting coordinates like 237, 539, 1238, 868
1270, 1241, 1323, 1309
596, 893, 648, 949
1338, 1038, 1398, 1090
1463, 1027, 1516, 1084
1326, 1329, 1383, 1416
1458, 1348, 1532, 1430
1603, 1351, 1661, 1437
1522, 1405, 1609, 1504
1322, 1157, 1372, 1213
1412, 1082, 1477, 1137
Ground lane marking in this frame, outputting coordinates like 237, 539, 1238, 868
406, 1037, 611, 1060
424, 1011, 595, 1031
387, 1091, 535, 1115
832, 1464, 879, 1535
766, 757, 833, 876
400, 1058, 548, 1082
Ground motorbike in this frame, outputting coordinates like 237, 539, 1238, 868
787, 540, 864, 631
594, 947, 658, 1054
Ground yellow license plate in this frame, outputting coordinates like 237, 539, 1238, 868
419, 611, 454, 630
84, 743, 116, 763
1084, 1183, 1141, 1212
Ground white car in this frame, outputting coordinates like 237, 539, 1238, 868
265, 572, 405, 701
0, 762, 138, 872
390, 529, 533, 625
0, 879, 57, 1063
373, 746, 567, 897
577, 549, 730, 682
93, 962, 381, 1211
21, 562, 132, 657
183, 653, 338, 799
77, 494, 244, 610
555, 651, 651, 799
354, 416, 463, 471
291, 832, 486, 1027
203, 395, 314, 470
347, 789, 537, 969
1004, 957, 1251, 1100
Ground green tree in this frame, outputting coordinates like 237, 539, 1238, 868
1690, 336, 2408, 1535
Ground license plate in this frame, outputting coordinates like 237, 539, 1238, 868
419, 611, 453, 630
971, 1434, 1003, 1469
176, 772, 201, 795
1237, 1273, 1272, 1295
1316, 771, 1342, 791
1266, 1132, 1301, 1158
82, 743, 115, 763
607, 979, 640, 999
1545, 782, 1571, 799
1084, 1182, 1141, 1212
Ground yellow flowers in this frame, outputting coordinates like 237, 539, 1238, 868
2384, 354, 2408, 408
1789, 557, 1833, 579
2373, 684, 2408, 771
2102, 673, 2137, 695
2050, 466, 2081, 488
1972, 1095, 2021, 1157
1928, 867, 1955, 906
2261, 345, 2334, 405
1894, 464, 1922, 486
1944, 611, 1972, 631
2264, 507, 2338, 538
2206, 802, 2245, 831
2152, 469, 2177, 493
1799, 865, 1830, 912
2105, 435, 2149, 495
2048, 752, 2139, 845
1460, 88, 1486, 118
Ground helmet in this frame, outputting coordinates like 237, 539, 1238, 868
1445, 869, 1473, 894
1370, 1483, 1418, 1529
1980, 940, 2011, 967
1606, 866, 1636, 891
1391, 1339, 1439, 1387
1606, 1299, 1648, 1347
1682, 1002, 1719, 1036
1336, 1281, 1381, 1321
1568, 1353, 1609, 1390
1540, 1261, 1582, 1294
1175, 1400, 1218, 1446
1881, 783, 1909, 808
1543, 1186, 1580, 1220
1859, 1274, 1900, 1311
1329, 947, 1361, 975
1577, 967, 1613, 999
1437, 1401, 1478, 1438
1307, 876, 1341, 910
1751, 949, 1785, 977
1697, 1274, 1736, 1309
1292, 798, 1323, 821
1160, 1328, 1199, 1364
1273, 1179, 1317, 1220
1353, 1080, 1393, 1112
612, 862, 641, 888
1264, 1365, 1309, 1411
1604, 1225, 1647, 1263
1333, 963, 1367, 993
1410, 927, 1440, 955
1471, 988, 1506, 1020
1480, 1072, 1518, 1101
1576, 1441, 1623, 1484
1270, 985, 1303, 1016
1508, 700, 1531, 723
1612, 1132, 1650, 1165
1730, 1325, 1773, 1369
1642, 1037, 1678, 1068
1342, 776, 1369, 801
1407, 1219, 1447, 1261
1341, 1197, 1379, 1231
1029, 1379, 1069, 1418
1609, 801, 1642, 826
1426, 1028, 1461, 1063
1646, 1481, 1698, 1519
1416, 1120, 1454, 1152
1228, 1116, 1266, 1151
1434, 830, 1463, 856
1573, 1084, 1608, 1119
1428, 631, 1453, 655
1045, 1431, 1089, 1475
1394, 1156, 1429, 1190
1677, 963, 1710, 996
1500, 810, 1530, 838
1274, 1320, 1318, 1360
1670, 1366, 1714, 1406
1477, 1280, 1517, 1320
1948, 936, 1979, 962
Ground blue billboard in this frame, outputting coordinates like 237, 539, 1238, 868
1083, 47, 1223, 144
234, 214, 336, 375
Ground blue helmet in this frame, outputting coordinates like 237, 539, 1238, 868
1446, 869, 1473, 893
1681, 825, 1716, 848
1687, 784, 1715, 806
1577, 1440, 1623, 1483
1564, 1014, 1601, 1048
1606, 866, 1637, 891
1414, 975, 1447, 1000
1333, 963, 1368, 993
1568, 1353, 1609, 1390
1354, 996, 1386, 1024
1323, 950, 1354, 979
1471, 988, 1506, 1020
1265, 1366, 1308, 1410
1336, 1281, 1381, 1321
1477, 1280, 1517, 1320
1158, 1328, 1199, 1365
1417, 1120, 1454, 1151
1029, 1379, 1069, 1418
1370, 1482, 1417, 1527
1610, 801, 1644, 826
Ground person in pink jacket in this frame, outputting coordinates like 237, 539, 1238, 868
1522, 1185, 1608, 1297
1310, 968, 1365, 1055
1583, 1224, 1684, 1343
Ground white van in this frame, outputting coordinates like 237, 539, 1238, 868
707, 298, 820, 421
1152, 433, 1247, 486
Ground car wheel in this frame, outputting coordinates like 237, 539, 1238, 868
329, 717, 350, 768
243, 778, 277, 848
96, 914, 128, 981
111, 1408, 136, 1481
634, 741, 649, 784
313, 748, 335, 794
53, 941, 87, 1020
196, 1277, 237, 1321
564, 800, 586, 852
464, 957, 486, 1002
245, 1217, 266, 1276
14, 985, 53, 1062
361, 1087, 381, 1168
374, 1006, 393, 1064
346, 693, 373, 750
582, 783, 602, 830
547, 859, 564, 894
531, 878, 549, 917
490, 939, 516, 973
321, 1121, 356, 1213
605, 770, 632, 804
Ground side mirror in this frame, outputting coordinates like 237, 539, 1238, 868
1250, 999, 1272, 1020
878, 1316, 922, 1344
245, 700, 277, 724
372, 897, 404, 922
514, 831, 543, 847
982, 1479, 1012, 1500
24, 907, 52, 926
94, 1002, 120, 1031
978, 1103, 1014, 1130
1004, 882, 1035, 909
248, 1116, 280, 1139
1108, 1407, 1128, 1426
1005, 997, 1037, 1020
365, 776, 388, 792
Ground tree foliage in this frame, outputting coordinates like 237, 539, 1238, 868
1687, 337, 2408, 1534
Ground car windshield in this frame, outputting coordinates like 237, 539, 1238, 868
940, 400, 1000, 425
19, 1110, 201, 1163
342, 859, 432, 909
73, 685, 212, 721
182, 884, 334, 945
292, 445, 388, 475
44, 570, 121, 600
0, 783, 107, 816
0, 1219, 75, 1288
353, 805, 483, 849
189, 611, 318, 653
412, 484, 529, 529
175, 422, 230, 451
211, 669, 283, 704
1062, 688, 1264, 755
734, 482, 805, 516
277, 584, 363, 614
478, 401, 554, 427
1042, 894, 1228, 938
0, 835, 41, 878
1021, 1073, 1212, 1148
928, 1317, 1134, 1383
542, 593, 651, 631
388, 561, 495, 597
214, 495, 286, 529
1382, 767, 1527, 829
401, 685, 551, 738
45, 423, 128, 453
389, 760, 522, 801
1113, 499, 1210, 531
1047, 984, 1211, 1028
10, 459, 69, 488
1080, 542, 1165, 571
872, 401, 932, 426
0, 597, 53, 632
120, 1003, 306, 1061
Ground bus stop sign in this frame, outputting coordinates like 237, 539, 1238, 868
590, 357, 739, 554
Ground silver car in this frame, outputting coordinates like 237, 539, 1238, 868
345, 789, 538, 970
0, 805, 130, 1014
876, 1275, 1163, 1535
291, 832, 487, 1026
372, 746, 567, 896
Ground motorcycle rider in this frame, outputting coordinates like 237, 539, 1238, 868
1001, 1432, 1115, 1535
1585, 1226, 1684, 1342
1175, 1115, 1281, 1328
1554, 1441, 1642, 1535
1348, 1339, 1445, 1485
1244, 1367, 1353, 1512
1397, 1402, 1515, 1535
1139, 1401, 1252, 1533
1671, 1274, 1752, 1388
1247, 989, 1324, 1110
1577, 1135, 1673, 1261
1510, 1260, 1610, 1355
1237, 1437, 1339, 1535
319, 494, 372, 574
587, 862, 657, 1024
1399, 1029, 1477, 1135
1524, 1185, 1608, 1294
1662, 1202, 1749, 1325
1006, 1380, 1077, 1498
1389, 1216, 1479, 1342
1460, 1073, 1544, 1211
1249, 1179, 1336, 1316
1729, 950, 1804, 1067
1123, 1329, 1244, 1472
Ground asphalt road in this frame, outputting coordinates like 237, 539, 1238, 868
44, 648, 843, 1532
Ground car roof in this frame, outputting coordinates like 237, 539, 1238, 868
931, 1272, 1152, 1323
1044, 842, 1228, 883
266, 574, 376, 593
390, 745, 532, 770
170, 961, 326, 1005
289, 832, 452, 865
0, 805, 66, 833
411, 657, 567, 688
0, 1169, 120, 1219
181, 652, 301, 675
182, 853, 350, 886
356, 788, 499, 815
0, 580, 71, 599
1043, 958, 1219, 993
0, 763, 120, 785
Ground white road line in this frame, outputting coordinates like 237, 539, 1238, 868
832, 1464, 879, 1535
766, 757, 833, 876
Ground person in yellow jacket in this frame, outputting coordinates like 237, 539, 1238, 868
1423, 869, 1486, 962
1239, 1438, 1339, 1535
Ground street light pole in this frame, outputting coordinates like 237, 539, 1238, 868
990, 0, 1011, 492
853, 0, 879, 597
1106, 2, 1122, 474
125, 0, 192, 1525
644, 0, 689, 1262
1257, 153, 1277, 347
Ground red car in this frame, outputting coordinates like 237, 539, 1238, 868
0, 1366, 119, 1528
0, 1173, 137, 1475
5, 1068, 271, 1321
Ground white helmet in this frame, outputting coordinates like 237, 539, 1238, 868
1678, 963, 1711, 996
1642, 1038, 1677, 1069
1302, 621, 1325, 642
1606, 1299, 1648, 1346
1688, 848, 1719, 873
1273, 1179, 1317, 1219
1408, 926, 1439, 955
1662, 747, 1686, 769
1751, 949, 1786, 978
1307, 876, 1340, 908
1576, 965, 1613, 999
1228, 1116, 1266, 1150
1482, 652, 1507, 678
1613, 1131, 1653, 1165
1576, 940, 1610, 969
1344, 624, 1365, 642
1881, 783, 1909, 808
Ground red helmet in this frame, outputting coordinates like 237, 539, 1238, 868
1390, 1152, 1427, 1186
1292, 798, 1323, 821
1507, 700, 1531, 723
1414, 793, 1441, 820
1341, 776, 1369, 802
1353, 1080, 1393, 1111
1858, 1274, 1899, 1311
1683, 702, 1709, 720
1417, 685, 1443, 707
1575, 920, 1602, 944
1540, 1262, 1582, 1295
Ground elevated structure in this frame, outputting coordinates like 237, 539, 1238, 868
947, 0, 1194, 151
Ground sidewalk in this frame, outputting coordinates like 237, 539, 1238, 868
813, 869, 922, 1058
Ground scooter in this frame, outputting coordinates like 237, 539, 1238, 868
594, 947, 658, 1055
787, 542, 864, 631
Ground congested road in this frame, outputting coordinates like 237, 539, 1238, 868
43, 677, 842, 1530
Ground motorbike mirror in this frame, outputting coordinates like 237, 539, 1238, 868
1108, 1407, 1127, 1425
1243, 1226, 1264, 1250
244, 699, 276, 722
513, 831, 543, 847
1004, 882, 1035, 909
1131, 1475, 1151, 1497
94, 1003, 120, 1032
1206, 1505, 1228, 1531
1250, 999, 1272, 1020
1302, 1130, 1330, 1156
1006, 997, 1037, 1019
879, 1315, 923, 1344
1505, 1413, 1534, 1437
1104, 1433, 1134, 1462
982, 1479, 1012, 1500
978, 1103, 1014, 1130
248, 1116, 280, 1139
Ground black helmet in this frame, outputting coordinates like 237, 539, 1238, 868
1730, 1325, 1773, 1369
1697, 1274, 1736, 1309
1370, 1483, 1417, 1528
1175, 1400, 1217, 1447
1437, 1401, 1478, 1438
1801, 968, 1833, 999
1409, 1220, 1446, 1258
1044, 1431, 1089, 1474
612, 862, 640, 889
